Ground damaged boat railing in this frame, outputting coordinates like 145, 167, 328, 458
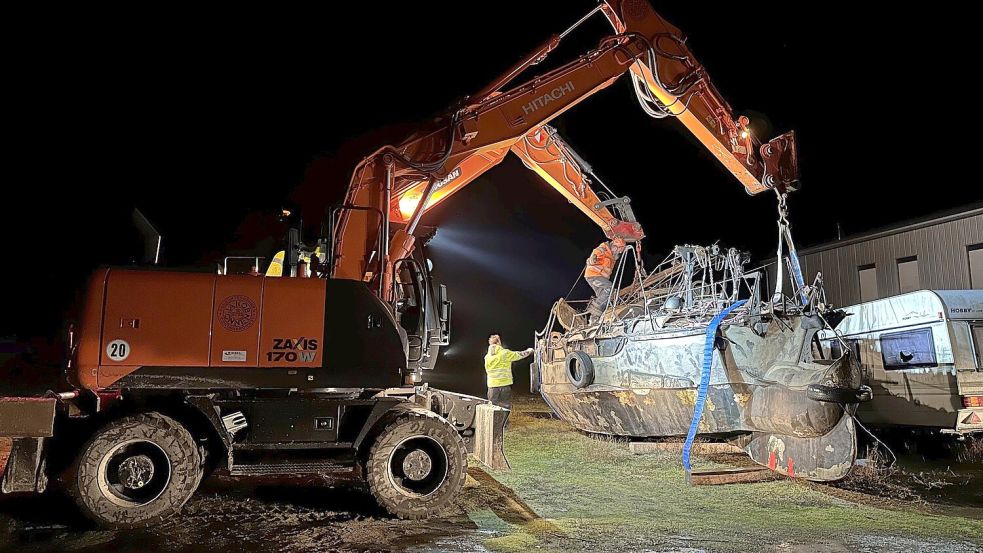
602, 243, 760, 330
548, 231, 848, 341
544, 241, 768, 336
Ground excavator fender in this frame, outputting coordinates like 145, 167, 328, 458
411, 386, 511, 472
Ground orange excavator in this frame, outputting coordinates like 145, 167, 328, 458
0, 1, 797, 526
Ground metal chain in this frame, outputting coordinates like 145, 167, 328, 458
777, 191, 790, 227
771, 190, 788, 305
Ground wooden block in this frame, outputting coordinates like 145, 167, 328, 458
687, 466, 776, 486
629, 441, 743, 455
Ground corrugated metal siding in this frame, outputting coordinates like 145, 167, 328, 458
767, 211, 983, 306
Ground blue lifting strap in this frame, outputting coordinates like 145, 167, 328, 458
783, 225, 809, 307
682, 299, 747, 473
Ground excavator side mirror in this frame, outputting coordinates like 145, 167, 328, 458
439, 285, 450, 321
438, 284, 452, 345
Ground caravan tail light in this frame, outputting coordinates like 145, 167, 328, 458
963, 396, 983, 408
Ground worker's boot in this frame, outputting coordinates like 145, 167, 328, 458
586, 301, 602, 325
583, 300, 597, 325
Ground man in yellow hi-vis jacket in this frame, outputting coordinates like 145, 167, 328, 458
484, 334, 533, 417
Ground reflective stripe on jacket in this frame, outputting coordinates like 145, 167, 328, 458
484, 346, 522, 387
585, 242, 616, 279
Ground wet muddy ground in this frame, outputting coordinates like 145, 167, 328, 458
0, 473, 499, 553
831, 430, 983, 513
893, 444, 983, 507
2, 396, 981, 553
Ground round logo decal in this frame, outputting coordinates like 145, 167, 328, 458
106, 339, 131, 362
218, 295, 258, 332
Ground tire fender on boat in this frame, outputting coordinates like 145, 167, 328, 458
565, 351, 595, 388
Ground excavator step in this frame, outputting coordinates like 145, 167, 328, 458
229, 462, 354, 477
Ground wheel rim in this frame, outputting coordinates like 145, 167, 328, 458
386, 435, 449, 497
96, 439, 172, 508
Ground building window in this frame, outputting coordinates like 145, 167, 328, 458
970, 244, 983, 290
897, 256, 919, 294
859, 264, 878, 302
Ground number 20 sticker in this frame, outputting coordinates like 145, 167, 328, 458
106, 339, 131, 362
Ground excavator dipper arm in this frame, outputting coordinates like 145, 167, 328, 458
387, 124, 644, 244
509, 125, 644, 241
601, 1, 799, 195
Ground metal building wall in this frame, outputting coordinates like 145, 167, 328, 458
767, 208, 983, 307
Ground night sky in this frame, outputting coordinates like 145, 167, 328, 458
5, 2, 978, 395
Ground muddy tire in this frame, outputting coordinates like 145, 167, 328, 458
70, 412, 203, 528
806, 383, 869, 404
366, 410, 467, 519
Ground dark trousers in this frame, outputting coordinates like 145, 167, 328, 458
487, 385, 512, 409
586, 276, 614, 317
487, 385, 512, 426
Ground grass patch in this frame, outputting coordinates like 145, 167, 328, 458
483, 531, 540, 552
478, 396, 983, 553
956, 436, 983, 463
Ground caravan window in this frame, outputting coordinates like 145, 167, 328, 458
880, 328, 937, 370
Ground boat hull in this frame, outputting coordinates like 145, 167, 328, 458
534, 313, 864, 481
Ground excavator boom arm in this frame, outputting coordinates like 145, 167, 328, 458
330, 1, 799, 300
332, 32, 649, 286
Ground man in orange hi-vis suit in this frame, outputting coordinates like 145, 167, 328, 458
584, 237, 627, 321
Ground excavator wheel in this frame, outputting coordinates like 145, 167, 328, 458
70, 412, 203, 528
366, 409, 467, 519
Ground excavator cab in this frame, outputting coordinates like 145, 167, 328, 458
392, 230, 451, 376
324, 204, 451, 379
393, 256, 430, 377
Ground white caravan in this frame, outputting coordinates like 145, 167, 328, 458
819, 290, 983, 434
